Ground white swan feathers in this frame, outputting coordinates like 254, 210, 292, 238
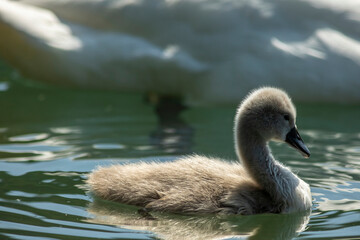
87, 87, 312, 215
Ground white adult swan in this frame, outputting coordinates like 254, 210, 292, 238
87, 87, 312, 214
0, 0, 360, 104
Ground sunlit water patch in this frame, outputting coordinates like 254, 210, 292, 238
0, 79, 359, 239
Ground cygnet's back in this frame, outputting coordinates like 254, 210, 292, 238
88, 155, 276, 214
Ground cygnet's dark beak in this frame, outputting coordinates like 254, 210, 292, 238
285, 127, 310, 158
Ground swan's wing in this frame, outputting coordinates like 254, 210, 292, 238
0, 0, 206, 92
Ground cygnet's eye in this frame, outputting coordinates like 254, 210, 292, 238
284, 114, 290, 121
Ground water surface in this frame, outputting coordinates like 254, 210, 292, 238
0, 69, 359, 239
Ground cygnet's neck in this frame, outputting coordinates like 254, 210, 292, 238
235, 122, 296, 208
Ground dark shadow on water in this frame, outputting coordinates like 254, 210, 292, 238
87, 198, 311, 240
148, 95, 194, 155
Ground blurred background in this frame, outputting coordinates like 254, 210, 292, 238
1, 0, 360, 105
0, 1, 359, 240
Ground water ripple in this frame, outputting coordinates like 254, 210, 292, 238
9, 133, 49, 142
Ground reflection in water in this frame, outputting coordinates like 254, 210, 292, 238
87, 198, 311, 240
149, 96, 194, 155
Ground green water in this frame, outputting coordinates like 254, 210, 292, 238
0, 65, 360, 240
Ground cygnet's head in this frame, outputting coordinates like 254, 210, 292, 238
236, 87, 310, 158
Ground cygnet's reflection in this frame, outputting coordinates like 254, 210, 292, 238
87, 198, 311, 240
